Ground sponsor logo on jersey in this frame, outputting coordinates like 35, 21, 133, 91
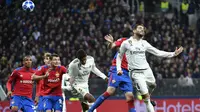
20, 80, 33, 84
48, 78, 60, 82
112, 80, 116, 83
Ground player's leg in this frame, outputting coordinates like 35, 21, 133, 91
22, 97, 35, 112
43, 97, 53, 112
10, 95, 22, 112
120, 81, 136, 112
145, 68, 157, 107
53, 96, 63, 112
88, 73, 119, 112
131, 71, 154, 112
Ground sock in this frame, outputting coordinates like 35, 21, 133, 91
144, 97, 155, 112
89, 103, 96, 112
88, 92, 110, 112
127, 100, 136, 112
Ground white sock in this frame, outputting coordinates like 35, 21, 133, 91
144, 98, 155, 112
89, 103, 96, 112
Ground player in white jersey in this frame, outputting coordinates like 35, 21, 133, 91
62, 49, 108, 112
116, 24, 183, 112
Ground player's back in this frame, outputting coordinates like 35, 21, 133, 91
68, 56, 95, 85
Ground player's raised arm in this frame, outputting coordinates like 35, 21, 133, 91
31, 67, 50, 80
144, 40, 183, 57
105, 34, 127, 49
116, 41, 127, 75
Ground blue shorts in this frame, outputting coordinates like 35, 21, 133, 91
43, 96, 63, 111
37, 96, 45, 111
108, 66, 133, 93
10, 95, 34, 112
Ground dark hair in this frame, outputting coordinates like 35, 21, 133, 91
76, 49, 87, 60
133, 24, 145, 30
43, 52, 51, 59
50, 53, 59, 60
23, 55, 31, 61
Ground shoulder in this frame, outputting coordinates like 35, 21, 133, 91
37, 65, 48, 71
87, 55, 94, 62
69, 59, 79, 67
15, 67, 23, 71
58, 65, 67, 70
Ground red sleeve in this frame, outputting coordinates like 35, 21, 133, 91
6, 70, 18, 91
61, 66, 67, 74
35, 66, 45, 76
114, 38, 127, 47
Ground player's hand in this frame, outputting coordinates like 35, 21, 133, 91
7, 91, 12, 98
117, 70, 123, 76
104, 77, 109, 82
104, 34, 114, 43
174, 46, 183, 56
34, 96, 39, 105
44, 68, 52, 78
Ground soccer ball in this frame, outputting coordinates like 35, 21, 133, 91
22, 0, 35, 12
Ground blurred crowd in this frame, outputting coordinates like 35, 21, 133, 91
0, 0, 200, 91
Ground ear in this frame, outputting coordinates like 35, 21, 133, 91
133, 29, 136, 34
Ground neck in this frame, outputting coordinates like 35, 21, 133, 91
24, 66, 30, 69
132, 34, 141, 40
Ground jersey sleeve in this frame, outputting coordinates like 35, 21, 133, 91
144, 40, 175, 58
91, 57, 107, 79
6, 70, 18, 91
116, 41, 127, 71
61, 66, 67, 74
68, 61, 78, 78
115, 38, 127, 47
35, 66, 45, 76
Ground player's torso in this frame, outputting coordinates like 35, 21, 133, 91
44, 67, 63, 87
125, 39, 149, 69
74, 56, 94, 83
42, 66, 65, 96
13, 68, 35, 97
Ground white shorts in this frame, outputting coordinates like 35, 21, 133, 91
71, 83, 90, 101
131, 67, 156, 95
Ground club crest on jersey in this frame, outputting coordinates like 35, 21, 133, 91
128, 40, 133, 46
112, 80, 116, 83
56, 72, 60, 77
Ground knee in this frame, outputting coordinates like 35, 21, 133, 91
142, 93, 150, 100
84, 93, 95, 103
11, 106, 18, 112
149, 83, 157, 89
125, 93, 134, 102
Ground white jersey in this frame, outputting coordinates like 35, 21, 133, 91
117, 37, 175, 71
68, 56, 107, 85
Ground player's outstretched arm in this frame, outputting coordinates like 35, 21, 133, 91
92, 65, 108, 81
145, 40, 183, 58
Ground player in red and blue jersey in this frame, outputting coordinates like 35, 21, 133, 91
89, 35, 136, 112
32, 53, 67, 112
6, 56, 36, 112
35, 52, 51, 112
